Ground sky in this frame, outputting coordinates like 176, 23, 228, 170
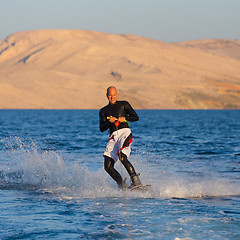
0, 0, 239, 42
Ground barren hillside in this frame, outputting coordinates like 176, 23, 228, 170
0, 29, 240, 109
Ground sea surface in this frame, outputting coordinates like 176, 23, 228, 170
0, 110, 239, 240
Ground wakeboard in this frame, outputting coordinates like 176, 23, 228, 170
129, 184, 151, 192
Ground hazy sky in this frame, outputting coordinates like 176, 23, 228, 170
0, 0, 239, 42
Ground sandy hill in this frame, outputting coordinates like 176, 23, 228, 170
0, 29, 240, 109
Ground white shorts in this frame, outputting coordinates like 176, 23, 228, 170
103, 128, 133, 162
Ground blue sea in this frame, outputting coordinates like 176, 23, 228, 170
0, 110, 239, 240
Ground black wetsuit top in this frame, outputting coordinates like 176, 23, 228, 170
99, 101, 139, 135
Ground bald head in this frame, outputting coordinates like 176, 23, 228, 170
106, 86, 118, 104
107, 86, 117, 95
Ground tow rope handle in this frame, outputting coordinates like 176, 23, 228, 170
107, 116, 127, 127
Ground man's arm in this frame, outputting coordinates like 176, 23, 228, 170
99, 109, 111, 132
124, 101, 139, 122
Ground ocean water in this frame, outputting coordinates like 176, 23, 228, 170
0, 110, 239, 240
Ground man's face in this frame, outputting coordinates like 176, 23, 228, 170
107, 88, 117, 105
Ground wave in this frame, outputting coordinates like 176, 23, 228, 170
1, 137, 240, 200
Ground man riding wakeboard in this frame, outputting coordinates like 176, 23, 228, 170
99, 86, 142, 189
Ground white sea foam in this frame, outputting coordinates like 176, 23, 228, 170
1, 137, 240, 200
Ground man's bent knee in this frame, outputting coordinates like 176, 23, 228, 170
104, 155, 114, 172
119, 151, 128, 163
119, 151, 136, 176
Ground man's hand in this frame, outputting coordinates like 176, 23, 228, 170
108, 116, 117, 123
118, 117, 126, 122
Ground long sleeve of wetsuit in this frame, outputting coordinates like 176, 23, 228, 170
99, 108, 111, 132
124, 101, 139, 122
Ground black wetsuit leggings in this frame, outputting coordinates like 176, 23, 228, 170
104, 152, 136, 185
